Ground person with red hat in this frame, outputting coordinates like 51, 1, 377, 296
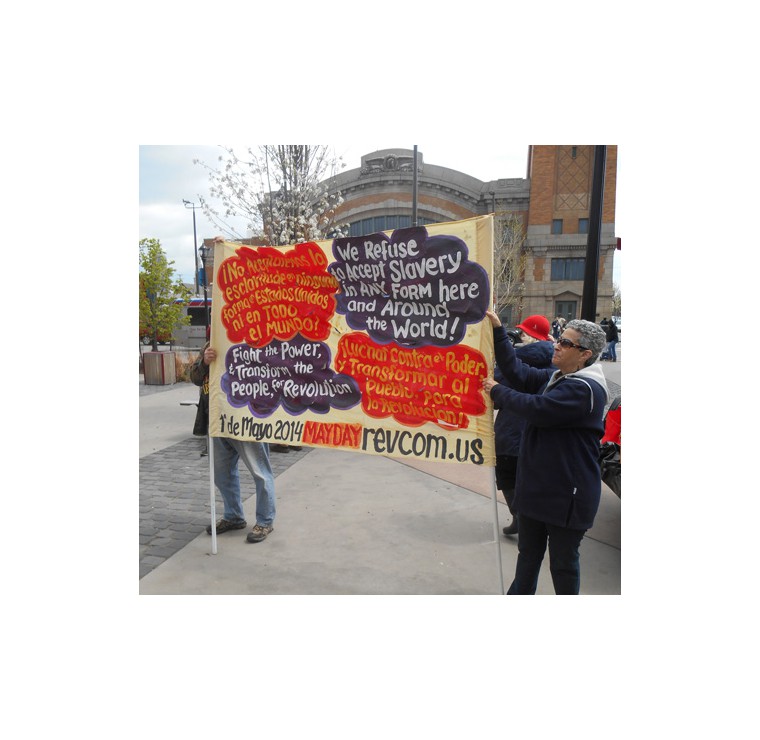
492, 315, 555, 536
515, 315, 552, 342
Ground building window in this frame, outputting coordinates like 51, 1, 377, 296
552, 219, 563, 235
551, 258, 585, 281
571, 146, 577, 159
578, 218, 589, 234
348, 214, 436, 236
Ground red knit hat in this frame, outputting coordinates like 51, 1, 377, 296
516, 315, 551, 341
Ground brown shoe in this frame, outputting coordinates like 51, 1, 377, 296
246, 524, 273, 543
206, 518, 247, 535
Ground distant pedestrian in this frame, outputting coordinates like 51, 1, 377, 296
192, 344, 210, 456
604, 319, 619, 362
191, 344, 277, 543
551, 317, 563, 341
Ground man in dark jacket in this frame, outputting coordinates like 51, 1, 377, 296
493, 315, 555, 537
191, 344, 210, 455
484, 310, 608, 595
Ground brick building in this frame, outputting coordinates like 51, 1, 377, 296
322, 145, 619, 325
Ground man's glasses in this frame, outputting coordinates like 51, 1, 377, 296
556, 337, 589, 351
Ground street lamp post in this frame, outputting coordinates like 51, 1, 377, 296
199, 243, 210, 339
182, 199, 201, 295
412, 144, 418, 226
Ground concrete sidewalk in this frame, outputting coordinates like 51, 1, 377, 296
139, 356, 621, 595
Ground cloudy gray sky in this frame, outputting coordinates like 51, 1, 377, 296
139, 143, 621, 288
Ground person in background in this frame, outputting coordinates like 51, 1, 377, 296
192, 342, 210, 456
551, 316, 563, 341
483, 310, 608, 595
604, 318, 619, 362
191, 344, 277, 543
493, 315, 555, 537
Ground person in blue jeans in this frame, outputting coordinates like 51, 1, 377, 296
604, 319, 619, 362
483, 311, 609, 594
191, 344, 276, 543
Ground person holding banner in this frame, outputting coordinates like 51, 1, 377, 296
191, 344, 277, 543
493, 315, 555, 537
483, 310, 608, 595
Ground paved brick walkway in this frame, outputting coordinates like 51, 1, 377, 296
139, 438, 312, 578
139, 376, 620, 579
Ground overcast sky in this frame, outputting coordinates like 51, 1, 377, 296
140, 143, 529, 283
139, 143, 622, 289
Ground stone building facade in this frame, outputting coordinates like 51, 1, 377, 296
322, 145, 619, 326
523, 145, 618, 325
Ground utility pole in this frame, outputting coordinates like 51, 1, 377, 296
183, 199, 201, 295
581, 146, 607, 321
412, 145, 418, 226
199, 244, 210, 339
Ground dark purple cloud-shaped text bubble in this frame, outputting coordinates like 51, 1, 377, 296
220, 336, 361, 417
328, 226, 489, 347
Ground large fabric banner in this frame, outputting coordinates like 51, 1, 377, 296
208, 214, 496, 466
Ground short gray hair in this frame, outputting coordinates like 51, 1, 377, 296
566, 319, 607, 366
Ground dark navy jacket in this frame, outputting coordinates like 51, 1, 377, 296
491, 326, 609, 530
494, 340, 555, 456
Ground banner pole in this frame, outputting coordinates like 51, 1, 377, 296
208, 433, 217, 555
491, 475, 505, 594
207, 304, 218, 555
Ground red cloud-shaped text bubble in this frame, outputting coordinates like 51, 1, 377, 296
217, 242, 339, 347
334, 332, 488, 430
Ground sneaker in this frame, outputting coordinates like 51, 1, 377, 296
246, 524, 273, 543
206, 518, 247, 535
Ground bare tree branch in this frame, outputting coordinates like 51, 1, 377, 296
492, 213, 526, 323
195, 145, 347, 246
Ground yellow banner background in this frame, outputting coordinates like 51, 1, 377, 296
208, 214, 496, 466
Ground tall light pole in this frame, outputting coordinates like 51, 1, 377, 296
183, 199, 200, 295
412, 144, 418, 226
198, 243, 211, 339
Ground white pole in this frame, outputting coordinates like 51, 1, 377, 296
208, 434, 217, 555
490, 475, 505, 594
